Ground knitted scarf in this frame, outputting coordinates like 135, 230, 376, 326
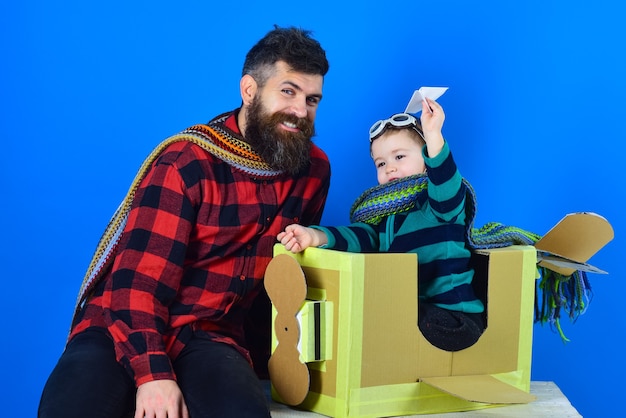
71, 113, 282, 328
350, 174, 591, 342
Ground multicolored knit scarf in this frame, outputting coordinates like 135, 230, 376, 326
71, 113, 282, 328
350, 174, 591, 341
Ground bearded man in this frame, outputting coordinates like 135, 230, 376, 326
39, 26, 330, 418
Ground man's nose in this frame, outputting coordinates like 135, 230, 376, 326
289, 97, 308, 119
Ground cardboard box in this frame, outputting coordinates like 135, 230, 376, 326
266, 212, 614, 417
268, 245, 537, 417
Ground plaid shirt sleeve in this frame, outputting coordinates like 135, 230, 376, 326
101, 143, 200, 385
93, 138, 330, 386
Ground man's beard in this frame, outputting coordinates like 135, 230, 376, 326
244, 97, 315, 175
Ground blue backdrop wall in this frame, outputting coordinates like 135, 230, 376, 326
2, 1, 624, 416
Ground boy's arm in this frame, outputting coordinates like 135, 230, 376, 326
311, 223, 379, 253
420, 98, 445, 158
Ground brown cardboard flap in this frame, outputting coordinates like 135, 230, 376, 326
420, 375, 536, 404
537, 253, 608, 274
535, 212, 614, 276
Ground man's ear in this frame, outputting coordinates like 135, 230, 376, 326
240, 74, 258, 106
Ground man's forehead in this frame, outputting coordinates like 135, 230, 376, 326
271, 62, 323, 93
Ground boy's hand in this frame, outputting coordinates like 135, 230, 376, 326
420, 98, 445, 157
277, 224, 327, 253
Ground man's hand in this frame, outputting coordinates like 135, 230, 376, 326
134, 380, 189, 418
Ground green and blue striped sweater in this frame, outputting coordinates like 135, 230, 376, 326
314, 142, 484, 314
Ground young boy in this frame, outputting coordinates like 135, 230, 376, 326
277, 98, 484, 351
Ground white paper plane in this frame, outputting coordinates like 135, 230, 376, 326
404, 87, 449, 114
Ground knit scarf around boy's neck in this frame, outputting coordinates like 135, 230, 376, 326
70, 111, 281, 329
350, 174, 541, 248
350, 174, 592, 341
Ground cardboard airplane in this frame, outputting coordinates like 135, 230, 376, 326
264, 212, 613, 416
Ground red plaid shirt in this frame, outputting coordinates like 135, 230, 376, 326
70, 111, 330, 386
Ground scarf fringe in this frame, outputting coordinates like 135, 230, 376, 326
535, 267, 592, 342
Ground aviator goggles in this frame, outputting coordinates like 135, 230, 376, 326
368, 113, 424, 143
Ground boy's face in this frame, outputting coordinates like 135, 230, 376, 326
371, 130, 426, 184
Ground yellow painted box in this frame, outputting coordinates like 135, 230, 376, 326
269, 244, 537, 417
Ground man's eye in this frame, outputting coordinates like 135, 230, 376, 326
282, 89, 294, 95
307, 97, 320, 105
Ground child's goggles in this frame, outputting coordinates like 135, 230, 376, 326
368, 113, 423, 142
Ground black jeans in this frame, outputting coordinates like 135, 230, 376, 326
38, 328, 270, 418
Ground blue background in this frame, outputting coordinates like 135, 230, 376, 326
2, 1, 624, 416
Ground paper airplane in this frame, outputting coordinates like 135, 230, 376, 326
405, 87, 449, 113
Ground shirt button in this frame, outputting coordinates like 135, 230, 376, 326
240, 275, 246, 281
293, 217, 300, 223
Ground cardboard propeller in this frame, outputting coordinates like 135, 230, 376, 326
264, 254, 310, 406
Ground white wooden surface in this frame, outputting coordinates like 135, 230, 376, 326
268, 381, 582, 417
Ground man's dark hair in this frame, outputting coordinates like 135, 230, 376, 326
242, 25, 329, 87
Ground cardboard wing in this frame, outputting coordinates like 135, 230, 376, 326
535, 212, 614, 276
420, 375, 536, 404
